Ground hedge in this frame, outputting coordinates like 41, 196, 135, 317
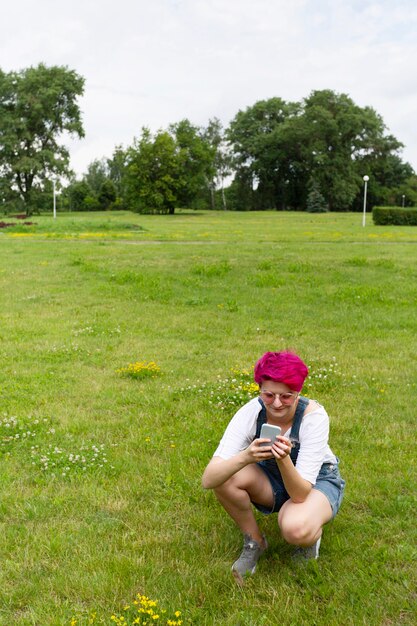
372, 206, 417, 226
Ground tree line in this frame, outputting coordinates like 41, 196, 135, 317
1, 64, 416, 215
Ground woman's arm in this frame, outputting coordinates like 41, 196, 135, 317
202, 438, 272, 489
271, 437, 312, 502
276, 454, 312, 502
202, 454, 249, 489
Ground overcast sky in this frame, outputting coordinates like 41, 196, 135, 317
2, 0, 416, 176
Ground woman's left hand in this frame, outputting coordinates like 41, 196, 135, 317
270, 436, 292, 461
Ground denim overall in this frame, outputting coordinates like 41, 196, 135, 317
254, 396, 345, 516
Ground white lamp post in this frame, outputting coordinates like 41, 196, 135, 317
402, 194, 405, 208
362, 175, 369, 227
53, 178, 57, 219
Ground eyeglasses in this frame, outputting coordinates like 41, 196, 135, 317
260, 390, 299, 405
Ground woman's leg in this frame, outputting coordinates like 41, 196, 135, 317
278, 489, 332, 547
213, 464, 273, 546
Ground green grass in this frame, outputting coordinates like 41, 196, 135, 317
0, 210, 416, 625
3, 208, 417, 242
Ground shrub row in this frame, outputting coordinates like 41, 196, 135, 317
372, 206, 417, 226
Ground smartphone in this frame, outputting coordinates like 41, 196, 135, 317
259, 423, 281, 447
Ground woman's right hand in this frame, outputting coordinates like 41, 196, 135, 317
202, 438, 274, 490
244, 438, 275, 463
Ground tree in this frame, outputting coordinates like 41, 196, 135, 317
394, 174, 417, 207
107, 145, 128, 208
227, 97, 302, 210
64, 180, 96, 211
169, 118, 214, 209
226, 91, 413, 211
125, 128, 179, 214
301, 90, 407, 211
351, 138, 414, 210
306, 180, 328, 213
202, 118, 231, 209
83, 158, 108, 196
124, 121, 214, 214
63, 154, 124, 211
0, 63, 84, 215
98, 179, 117, 210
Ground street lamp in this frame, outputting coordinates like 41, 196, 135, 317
362, 175, 369, 227
52, 178, 57, 219
402, 194, 405, 208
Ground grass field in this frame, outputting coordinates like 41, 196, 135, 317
0, 210, 416, 625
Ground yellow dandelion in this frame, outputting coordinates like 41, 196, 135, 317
117, 360, 161, 379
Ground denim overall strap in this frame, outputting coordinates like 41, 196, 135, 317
289, 396, 309, 441
255, 397, 267, 437
256, 396, 309, 466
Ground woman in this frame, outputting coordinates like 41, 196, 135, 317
202, 351, 345, 585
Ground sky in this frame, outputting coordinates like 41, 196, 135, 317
2, 0, 417, 177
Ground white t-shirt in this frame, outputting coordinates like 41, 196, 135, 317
213, 397, 337, 485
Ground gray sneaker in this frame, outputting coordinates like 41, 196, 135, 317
232, 534, 268, 585
292, 536, 321, 562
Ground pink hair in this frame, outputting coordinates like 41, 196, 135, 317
254, 351, 308, 392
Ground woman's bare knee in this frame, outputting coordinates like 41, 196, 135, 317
214, 465, 273, 512
214, 471, 245, 495
213, 473, 252, 508
279, 501, 326, 545
280, 517, 314, 545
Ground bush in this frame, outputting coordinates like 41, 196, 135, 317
372, 206, 417, 225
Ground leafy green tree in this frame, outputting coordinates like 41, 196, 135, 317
98, 179, 117, 210
83, 194, 100, 211
124, 121, 214, 214
0, 63, 85, 215
64, 180, 94, 211
226, 90, 413, 211
202, 118, 231, 209
125, 128, 179, 214
395, 174, 417, 207
107, 146, 128, 208
169, 118, 214, 209
351, 144, 414, 210
301, 90, 409, 211
64, 156, 122, 211
83, 159, 108, 196
227, 97, 301, 210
